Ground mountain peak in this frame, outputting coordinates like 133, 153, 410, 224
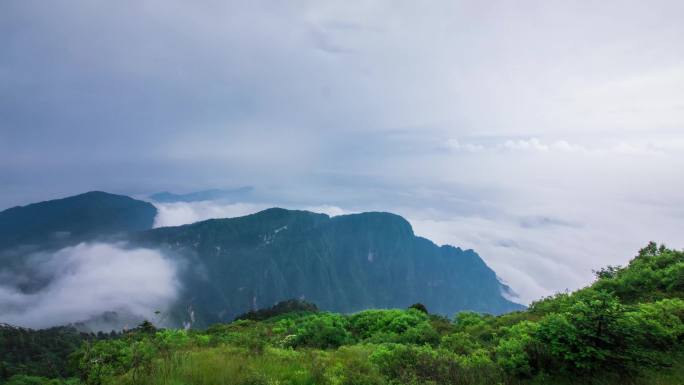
332, 211, 414, 235
0, 191, 157, 251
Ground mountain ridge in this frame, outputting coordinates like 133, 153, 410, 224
149, 187, 254, 203
133, 206, 523, 326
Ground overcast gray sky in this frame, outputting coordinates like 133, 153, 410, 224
2, 0, 684, 302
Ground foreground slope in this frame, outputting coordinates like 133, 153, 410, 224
4, 244, 683, 385
135, 207, 523, 325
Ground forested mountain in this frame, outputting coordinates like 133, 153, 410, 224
0, 191, 157, 253
135, 208, 523, 326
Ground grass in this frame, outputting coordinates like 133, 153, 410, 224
107, 343, 684, 385
115, 345, 383, 385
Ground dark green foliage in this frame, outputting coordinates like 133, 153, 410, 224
3, 375, 79, 385
135, 321, 156, 334
0, 325, 93, 381
441, 332, 482, 355
409, 303, 428, 314
347, 309, 440, 345
535, 291, 635, 373
525, 244, 684, 378
593, 242, 684, 303
235, 299, 319, 321
274, 312, 352, 349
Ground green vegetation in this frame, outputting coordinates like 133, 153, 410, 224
0, 325, 116, 384
235, 299, 319, 322
3, 243, 684, 385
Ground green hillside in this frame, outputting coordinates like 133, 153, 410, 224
134, 208, 523, 326
3, 243, 684, 385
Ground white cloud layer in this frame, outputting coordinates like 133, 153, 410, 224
153, 201, 351, 228
0, 243, 179, 329
153, 201, 273, 228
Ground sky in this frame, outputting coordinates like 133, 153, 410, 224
1, 0, 684, 303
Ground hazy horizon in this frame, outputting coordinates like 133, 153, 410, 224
2, 1, 684, 303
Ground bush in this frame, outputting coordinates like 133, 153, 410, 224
370, 343, 500, 385
4, 375, 79, 385
333, 346, 385, 385
278, 313, 351, 349
409, 303, 428, 314
534, 290, 674, 375
441, 332, 481, 355
348, 309, 438, 345
495, 321, 539, 377
235, 299, 319, 321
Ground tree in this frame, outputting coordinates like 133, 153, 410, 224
137, 320, 156, 334
408, 303, 428, 314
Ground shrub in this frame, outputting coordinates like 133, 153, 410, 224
281, 313, 351, 349
348, 309, 438, 345
495, 321, 539, 377
408, 303, 428, 314
371, 343, 500, 385
4, 375, 77, 385
442, 332, 481, 355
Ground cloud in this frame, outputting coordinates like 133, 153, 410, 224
0, 243, 179, 329
153, 201, 352, 228
518, 216, 579, 229
303, 205, 353, 217
442, 137, 679, 156
499, 138, 590, 153
443, 139, 485, 153
502, 138, 551, 152
153, 201, 272, 228
611, 141, 664, 155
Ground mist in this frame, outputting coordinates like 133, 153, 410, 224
0, 243, 179, 329
152, 201, 352, 228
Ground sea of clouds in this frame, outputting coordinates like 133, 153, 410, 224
0, 243, 179, 330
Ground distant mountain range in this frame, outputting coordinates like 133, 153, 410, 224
149, 187, 254, 203
0, 191, 523, 329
